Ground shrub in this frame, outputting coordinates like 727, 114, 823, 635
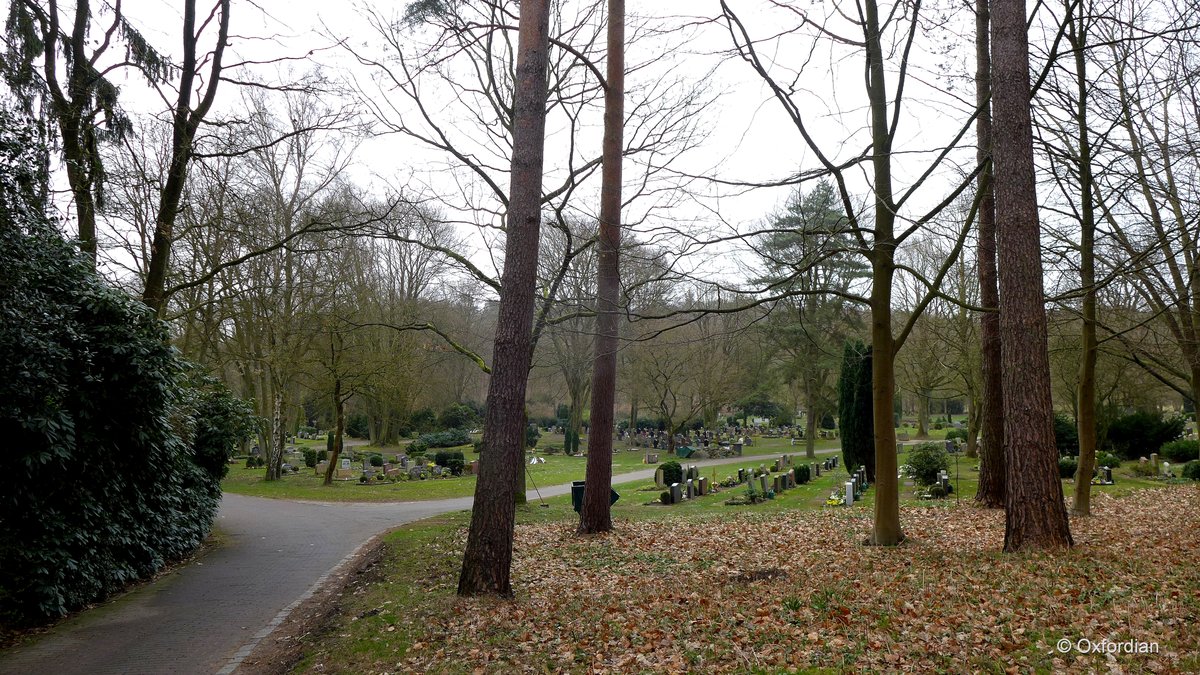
0, 117, 228, 624
525, 424, 541, 449
1158, 439, 1198, 463
1129, 461, 1157, 477
945, 428, 967, 442
1182, 460, 1200, 481
327, 432, 335, 454
369, 454, 384, 467
907, 443, 949, 486
302, 449, 317, 468
660, 461, 683, 486
433, 450, 466, 472
345, 413, 370, 439
837, 340, 875, 480
542, 445, 561, 455
1105, 411, 1185, 459
660, 491, 672, 505
1058, 456, 1078, 479
438, 403, 479, 431
1095, 452, 1122, 469
316, 449, 328, 463
796, 465, 811, 484
418, 428, 471, 449
1054, 413, 1079, 457
928, 485, 947, 499
933, 422, 944, 431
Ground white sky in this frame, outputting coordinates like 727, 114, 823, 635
21, 0, 983, 292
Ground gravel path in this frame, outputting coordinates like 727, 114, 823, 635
0, 447, 838, 674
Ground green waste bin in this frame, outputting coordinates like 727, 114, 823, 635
676, 446, 695, 459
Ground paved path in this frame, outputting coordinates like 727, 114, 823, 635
0, 447, 838, 675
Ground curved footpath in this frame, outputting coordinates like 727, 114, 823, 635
0, 447, 838, 675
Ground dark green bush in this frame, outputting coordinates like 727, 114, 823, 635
433, 450, 465, 472
796, 464, 811, 484
418, 428, 471, 450
1158, 440, 1198, 464
1059, 456, 1078, 479
1105, 411, 1185, 459
345, 413, 369, 439
302, 449, 317, 468
0, 114, 230, 625
327, 432, 335, 454
944, 428, 967, 441
438, 403, 479, 431
316, 449, 328, 462
1054, 413, 1079, 457
1095, 452, 1122, 469
660, 461, 683, 486
907, 442, 949, 486
369, 454, 384, 467
1182, 460, 1200, 481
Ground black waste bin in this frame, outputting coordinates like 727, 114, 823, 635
571, 480, 586, 512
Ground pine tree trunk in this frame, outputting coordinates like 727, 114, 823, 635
805, 378, 817, 458
324, 378, 345, 486
992, 0, 1073, 551
457, 0, 553, 597
975, 0, 1005, 508
579, 0, 625, 535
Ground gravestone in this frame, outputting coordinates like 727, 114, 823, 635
698, 476, 709, 495
316, 461, 328, 475
1150, 453, 1159, 470
759, 475, 769, 495
787, 469, 796, 488
845, 481, 855, 505
897, 442, 904, 454
655, 467, 665, 488
850, 477, 858, 499
732, 442, 743, 455
469, 460, 480, 475
686, 479, 695, 499
1100, 466, 1114, 484
815, 464, 821, 477
773, 475, 782, 493
408, 466, 427, 480
670, 483, 683, 504
645, 453, 659, 464
737, 468, 746, 483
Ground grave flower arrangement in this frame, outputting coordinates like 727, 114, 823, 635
825, 489, 844, 506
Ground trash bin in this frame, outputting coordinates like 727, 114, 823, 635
676, 446, 695, 459
571, 480, 586, 512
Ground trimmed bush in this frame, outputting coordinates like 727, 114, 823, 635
316, 449, 328, 462
660, 461, 683, 486
1182, 460, 1200, 481
1059, 456, 1078, 479
945, 428, 967, 441
302, 449, 317, 468
1095, 452, 1122, 469
907, 442, 949, 486
430, 450, 466, 475
1158, 440, 1198, 464
796, 464, 811, 484
1129, 461, 1157, 477
369, 454, 384, 467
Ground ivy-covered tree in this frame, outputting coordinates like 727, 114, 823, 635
838, 340, 876, 481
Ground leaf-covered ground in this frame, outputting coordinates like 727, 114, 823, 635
297, 487, 1200, 673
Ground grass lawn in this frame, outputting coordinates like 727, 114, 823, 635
283, 462, 1200, 674
221, 434, 841, 503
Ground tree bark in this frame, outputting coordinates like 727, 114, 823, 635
324, 377, 346, 486
975, 0, 1005, 509
805, 378, 818, 458
579, 0, 625, 534
457, 0, 552, 597
992, 0, 1073, 551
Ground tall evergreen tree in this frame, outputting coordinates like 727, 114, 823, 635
838, 340, 875, 480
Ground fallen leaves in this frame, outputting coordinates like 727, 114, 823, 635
362, 487, 1200, 673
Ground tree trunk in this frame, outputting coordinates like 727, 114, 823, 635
805, 378, 818, 458
324, 378, 346, 486
862, 0, 902, 546
629, 396, 638, 432
1070, 8, 1098, 516
966, 393, 981, 458
579, 0, 625, 535
975, 0, 1005, 508
265, 392, 284, 481
458, 0, 552, 597
992, 0, 1073, 551
916, 388, 930, 438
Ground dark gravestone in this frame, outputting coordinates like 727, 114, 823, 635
670, 483, 683, 504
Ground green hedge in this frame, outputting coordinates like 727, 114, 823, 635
1158, 440, 1198, 464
